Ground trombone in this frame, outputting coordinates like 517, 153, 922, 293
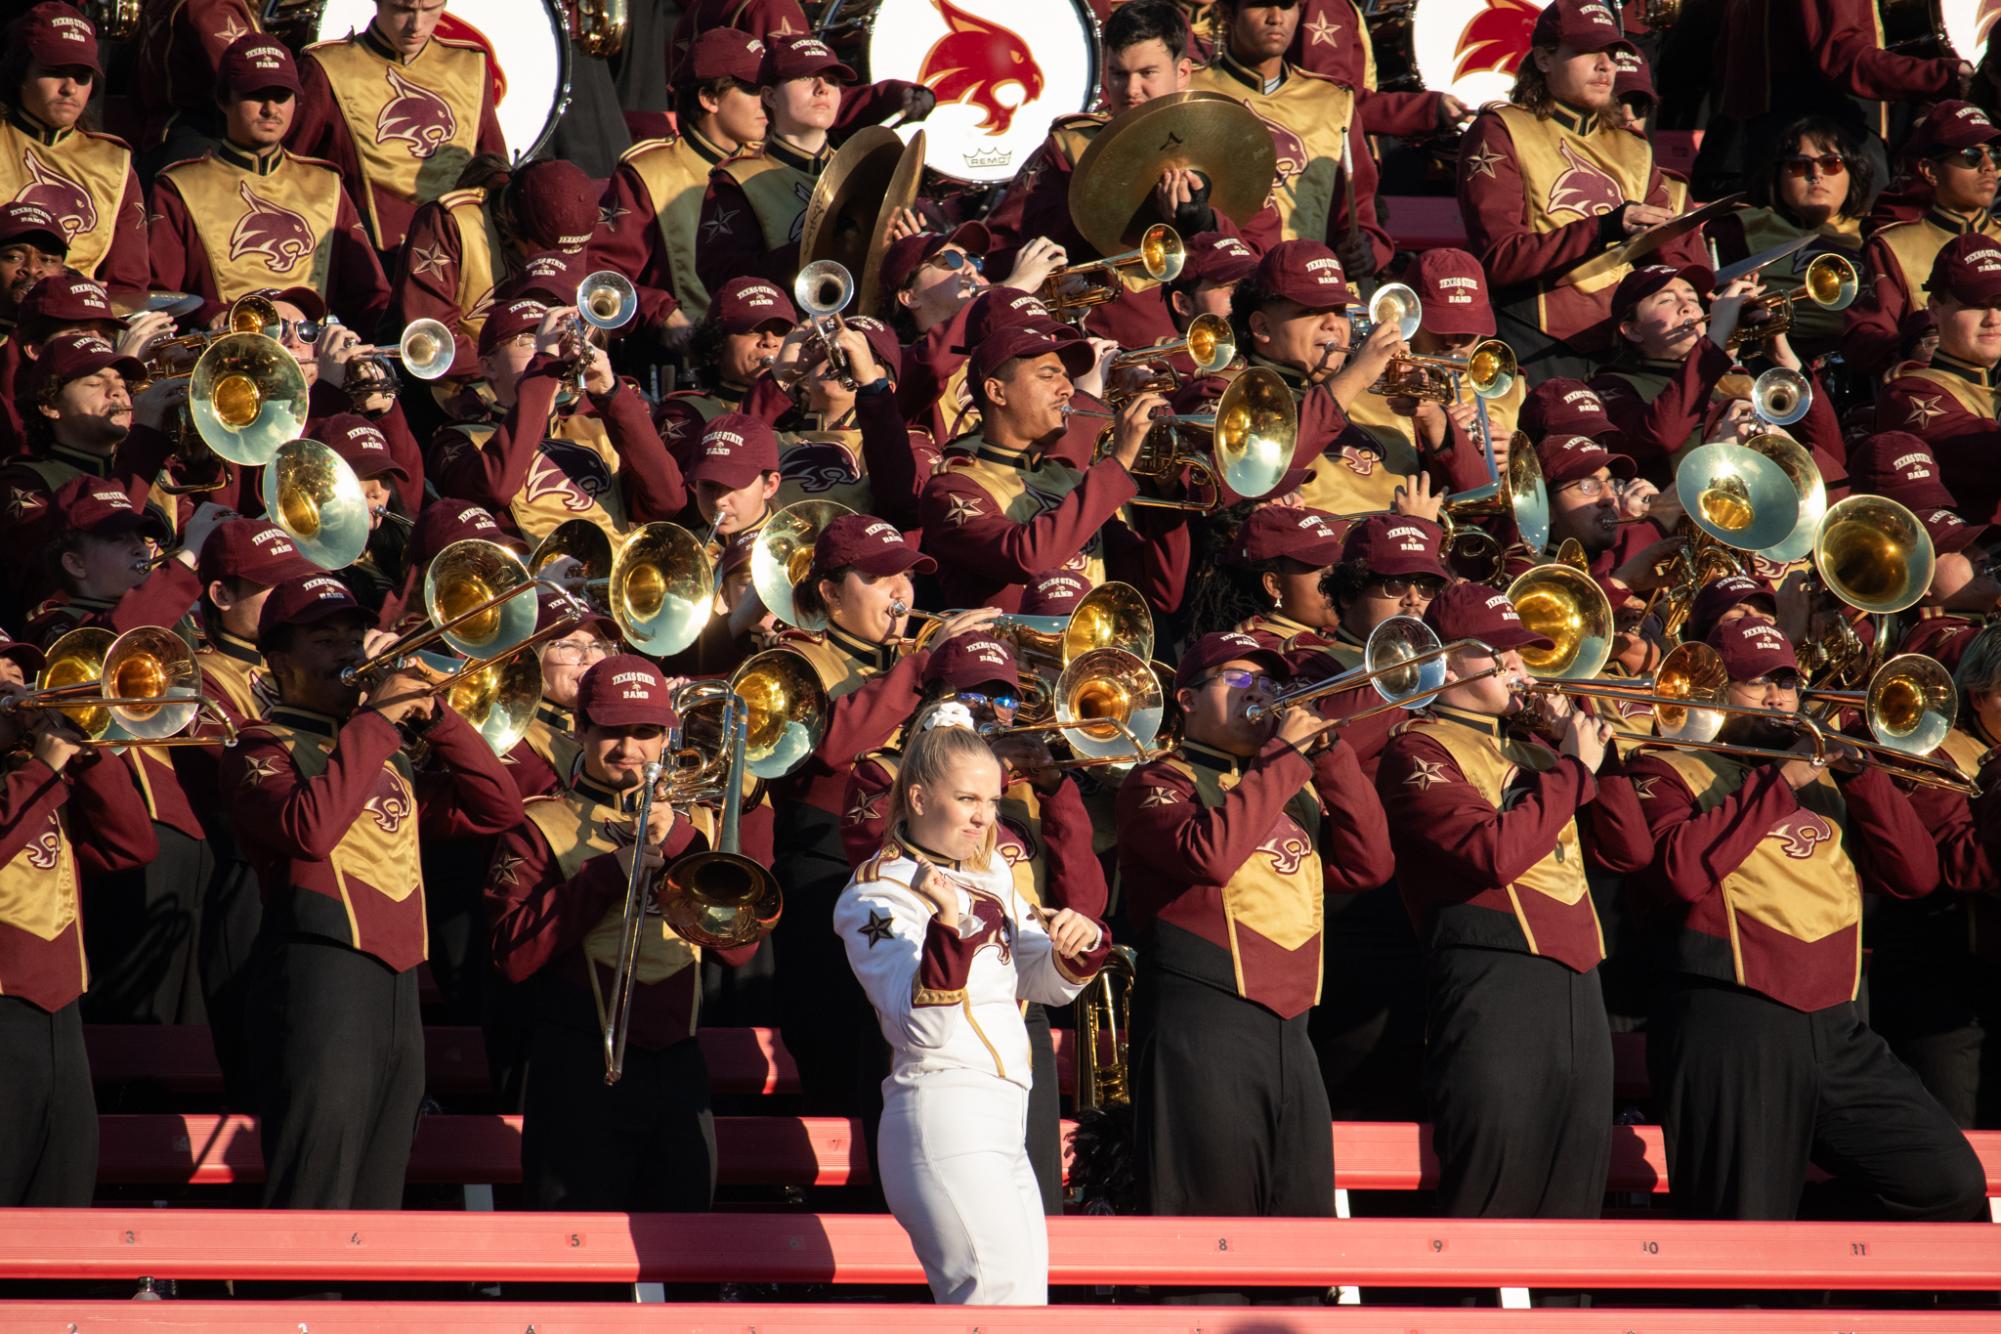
1039, 224, 1185, 312
1726, 253, 1860, 348
337, 539, 544, 686
794, 259, 859, 391
2, 626, 238, 748
1074, 365, 1296, 510
1244, 614, 1500, 725
1797, 652, 1978, 793
979, 647, 1165, 770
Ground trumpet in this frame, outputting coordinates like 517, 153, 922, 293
1726, 253, 1860, 348
1039, 224, 1185, 312
1107, 312, 1237, 395
980, 647, 1166, 770
1751, 367, 1811, 427
1368, 338, 1518, 404
1076, 365, 1295, 511
1076, 944, 1138, 1111
578, 270, 639, 332
794, 259, 858, 392
3, 626, 238, 748
1347, 282, 1422, 342
349, 318, 457, 390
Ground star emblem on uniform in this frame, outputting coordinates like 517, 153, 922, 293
943, 493, 985, 527
774, 14, 797, 33
702, 207, 738, 241
1304, 12, 1340, 45
491, 853, 525, 886
1629, 774, 1659, 800
845, 791, 881, 826
1465, 146, 1505, 180
1904, 394, 1944, 429
408, 242, 450, 278
6, 485, 43, 518
662, 415, 688, 441
599, 200, 629, 226
858, 908, 894, 947
239, 755, 281, 788
1403, 757, 1449, 790
1140, 785, 1179, 808
215, 14, 248, 42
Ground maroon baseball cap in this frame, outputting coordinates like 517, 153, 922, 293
845, 314, 903, 380
683, 27, 766, 84
25, 330, 143, 395
0, 626, 44, 678
1177, 231, 1259, 287
881, 222, 990, 295
1928, 233, 2001, 305
1255, 240, 1351, 311
19, 272, 114, 328
54, 476, 168, 541
477, 295, 550, 355
961, 287, 1050, 350
1847, 432, 1955, 510
508, 160, 601, 252
1611, 263, 1712, 323
1340, 513, 1451, 578
1522, 378, 1616, 441
198, 518, 317, 590
1538, 433, 1637, 487
1906, 100, 2001, 160
1922, 507, 1993, 554
536, 583, 617, 642
14, 3, 101, 78
969, 323, 1094, 388
1529, 0, 1634, 53
689, 412, 781, 488
218, 33, 303, 97
256, 572, 364, 651
251, 285, 327, 322
509, 249, 589, 304
1613, 47, 1656, 104
1174, 630, 1289, 691
1225, 506, 1349, 567
1405, 249, 1496, 338
1686, 574, 1776, 642
412, 499, 506, 568
1709, 616, 1798, 681
809, 513, 935, 579
1423, 581, 1553, 653
0, 202, 66, 254
924, 633, 1019, 691
1020, 570, 1091, 615
709, 276, 796, 334
760, 34, 855, 84
310, 413, 409, 483
576, 654, 680, 729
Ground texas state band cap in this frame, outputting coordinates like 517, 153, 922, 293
1175, 630, 1290, 691
218, 33, 304, 98
1529, 0, 1636, 55
1927, 233, 2001, 305
26, 331, 143, 397
309, 413, 410, 484
1905, 100, 2001, 159
1225, 505, 1349, 567
682, 28, 766, 87
1610, 263, 1713, 325
709, 276, 798, 334
1339, 513, 1451, 579
1536, 433, 1637, 487
1423, 581, 1554, 653
1846, 432, 1956, 511
15, 3, 101, 79
54, 475, 168, 542
256, 573, 363, 651
881, 221, 991, 294
1521, 378, 1617, 441
575, 654, 680, 729
198, 518, 318, 591
689, 412, 781, 489
759, 34, 856, 85
1256, 240, 1351, 311
1709, 616, 1798, 681
1176, 231, 1259, 287
509, 160, 602, 252
0, 202, 67, 254
1404, 248, 1496, 338
809, 513, 937, 579
924, 634, 1019, 692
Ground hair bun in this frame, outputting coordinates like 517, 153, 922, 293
922, 701, 978, 733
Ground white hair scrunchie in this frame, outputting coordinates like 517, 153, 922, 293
922, 701, 978, 732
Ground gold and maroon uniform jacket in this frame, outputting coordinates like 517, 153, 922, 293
1116, 735, 1394, 1019
0, 749, 155, 1013
1284, 0, 1444, 137
1879, 353, 2001, 523
1625, 749, 1941, 1012
0, 109, 148, 299
224, 704, 520, 973
695, 137, 827, 299
596, 127, 736, 329
764, 627, 932, 818
136, 0, 265, 151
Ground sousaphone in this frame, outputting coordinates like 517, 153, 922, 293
801, 126, 927, 317
1068, 91, 1278, 258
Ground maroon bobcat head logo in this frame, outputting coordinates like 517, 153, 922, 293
918, 0, 1044, 136
375, 67, 458, 159
1770, 811, 1835, 860
15, 148, 94, 239
524, 439, 616, 513
779, 439, 861, 494
1251, 107, 1308, 194
1258, 830, 1312, 876
25, 829, 60, 870
1547, 140, 1623, 220
228, 180, 315, 274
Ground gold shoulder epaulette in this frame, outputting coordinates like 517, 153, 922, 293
435, 185, 489, 209
621, 136, 679, 162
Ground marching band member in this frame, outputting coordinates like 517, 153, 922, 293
839, 712, 1110, 1304
0, 201, 70, 368
1194, 505, 1351, 659
1846, 102, 2001, 378
430, 293, 688, 544
1376, 583, 1648, 1218
286, 0, 505, 256
1187, 0, 1391, 272
695, 35, 848, 296
1536, 432, 1679, 590
488, 655, 752, 1211
148, 37, 389, 332
1456, 0, 1704, 377
881, 221, 994, 354
0, 628, 156, 1206
1839, 436, 1995, 670
1880, 235, 2001, 525
225, 573, 519, 1209
1163, 231, 1259, 330
1313, 513, 1451, 773
656, 277, 797, 448
1285, 0, 1467, 137
597, 29, 770, 335
132, 0, 263, 173
896, 284, 1064, 456
1624, 618, 1984, 1221
0, 5, 147, 301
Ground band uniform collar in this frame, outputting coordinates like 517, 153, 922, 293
685, 123, 733, 167
1248, 353, 1310, 395
45, 445, 111, 477
6, 106, 67, 147
363, 22, 428, 64
827, 620, 894, 671
269, 705, 341, 737
570, 764, 634, 812
766, 134, 832, 175
212, 630, 262, 666
1549, 101, 1600, 136
1180, 736, 1253, 776
1926, 205, 1993, 236
892, 825, 964, 873
215, 139, 286, 176
1217, 46, 1286, 95
1431, 703, 1505, 738
536, 700, 573, 734
971, 436, 1046, 470
1930, 351, 1995, 389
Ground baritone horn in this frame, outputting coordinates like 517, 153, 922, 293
1813, 493, 1935, 615
751, 499, 856, 630
730, 647, 831, 779
1040, 224, 1185, 311
262, 439, 373, 569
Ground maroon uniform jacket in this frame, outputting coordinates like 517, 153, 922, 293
1843, 208, 2001, 377
1284, 0, 1446, 138
1878, 354, 2001, 523
136, 0, 266, 150
693, 137, 827, 298
1718, 0, 1959, 132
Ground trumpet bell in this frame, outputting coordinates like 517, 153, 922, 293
731, 648, 830, 779
751, 500, 856, 631
610, 522, 713, 657
578, 270, 638, 330
1744, 430, 1826, 564
425, 539, 539, 659
1362, 614, 1450, 710
1675, 442, 1801, 552
104, 626, 200, 740
794, 259, 854, 318
1053, 647, 1164, 760
1358, 282, 1422, 341
1752, 367, 1811, 427
1803, 252, 1860, 312
1210, 366, 1296, 501
189, 332, 309, 466
1866, 653, 1956, 756
1138, 223, 1185, 283
398, 318, 456, 381
1466, 339, 1518, 400
262, 439, 371, 569
660, 849, 784, 950
1185, 312, 1237, 374
1813, 494, 1934, 615
40, 627, 115, 739
1506, 562, 1614, 680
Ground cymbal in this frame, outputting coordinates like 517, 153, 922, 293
802, 127, 908, 304
860, 130, 926, 317
1068, 92, 1277, 257
112, 290, 204, 319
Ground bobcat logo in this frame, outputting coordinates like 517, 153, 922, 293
1770, 811, 1835, 860
1250, 107, 1308, 195
1339, 444, 1379, 476
1452, 0, 1540, 82
1547, 140, 1624, 220
1258, 830, 1312, 876
228, 180, 315, 274
961, 889, 1015, 963
375, 67, 458, 158
14, 147, 95, 239
524, 439, 616, 513
917, 0, 1045, 137
365, 791, 412, 834
780, 438, 861, 494
998, 815, 1038, 867
25, 830, 60, 871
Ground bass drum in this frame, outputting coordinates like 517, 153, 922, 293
1937, 0, 1996, 64
818, 0, 1101, 184
1367, 0, 1552, 110
312, 0, 573, 161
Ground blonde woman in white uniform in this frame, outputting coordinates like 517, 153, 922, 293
837, 707, 1112, 1304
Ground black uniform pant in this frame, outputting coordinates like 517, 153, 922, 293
521, 1022, 717, 1213
0, 995, 95, 1206
1023, 1001, 1062, 1214
1426, 947, 1612, 1219
1312, 884, 1425, 1122
249, 934, 424, 1209
81, 823, 209, 1024
772, 815, 887, 1116
198, 855, 262, 1110
1650, 976, 1986, 1222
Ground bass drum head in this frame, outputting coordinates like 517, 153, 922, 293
314, 0, 572, 162
863, 0, 1100, 183
1407, 0, 1552, 109
1939, 0, 1996, 64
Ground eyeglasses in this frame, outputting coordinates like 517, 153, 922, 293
1779, 153, 1847, 178
273, 318, 327, 344
1740, 672, 1801, 691
1368, 574, 1446, 599
545, 640, 616, 663
1943, 146, 2001, 169
956, 690, 1019, 714
1560, 476, 1618, 499
1202, 668, 1278, 693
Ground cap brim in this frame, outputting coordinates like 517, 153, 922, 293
1051, 337, 1097, 379
0, 641, 45, 675
689, 458, 772, 490
851, 546, 937, 576
1484, 625, 1556, 652
1366, 550, 1453, 579
1924, 511, 1990, 553
0, 226, 67, 255
1604, 452, 1638, 480
580, 701, 679, 729
1423, 308, 1498, 338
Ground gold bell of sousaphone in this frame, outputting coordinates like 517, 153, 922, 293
729, 647, 831, 779
1813, 493, 1936, 615
1085, 365, 1295, 511
1677, 441, 1803, 553
1505, 561, 1617, 681
1041, 223, 1186, 312
607, 522, 714, 657
751, 499, 857, 630
188, 330, 310, 468
658, 688, 783, 949
1743, 430, 1826, 564
262, 439, 373, 569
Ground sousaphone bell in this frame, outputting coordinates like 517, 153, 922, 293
262, 438, 372, 569
751, 499, 857, 630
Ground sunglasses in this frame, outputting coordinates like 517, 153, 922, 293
1368, 574, 1447, 598
272, 318, 328, 343
956, 689, 1019, 714
1202, 668, 1278, 693
920, 249, 983, 278
1779, 153, 1846, 178
1940, 145, 2001, 169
